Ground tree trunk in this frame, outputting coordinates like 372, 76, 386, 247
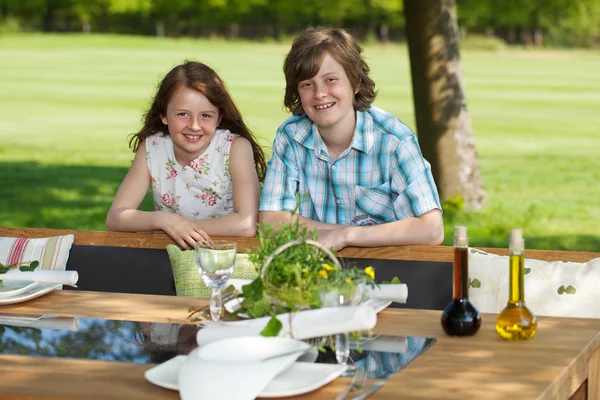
403, 0, 485, 209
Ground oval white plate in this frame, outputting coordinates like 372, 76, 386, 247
0, 282, 61, 305
145, 357, 347, 397
0, 280, 39, 299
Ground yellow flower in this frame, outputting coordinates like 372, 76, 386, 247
364, 266, 375, 279
322, 263, 335, 271
346, 278, 352, 284
318, 269, 328, 279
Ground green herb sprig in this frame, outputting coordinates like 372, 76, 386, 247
0, 260, 39, 287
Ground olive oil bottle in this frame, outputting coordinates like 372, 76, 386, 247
441, 226, 482, 336
496, 229, 537, 341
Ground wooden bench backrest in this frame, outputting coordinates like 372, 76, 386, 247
1, 227, 598, 263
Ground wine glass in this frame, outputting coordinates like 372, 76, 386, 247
195, 240, 237, 322
319, 278, 366, 367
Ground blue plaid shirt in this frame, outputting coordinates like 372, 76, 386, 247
259, 106, 441, 225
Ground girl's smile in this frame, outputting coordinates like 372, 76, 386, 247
161, 85, 221, 166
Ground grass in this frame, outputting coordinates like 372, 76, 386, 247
0, 34, 599, 252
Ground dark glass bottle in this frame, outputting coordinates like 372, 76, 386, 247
495, 228, 537, 341
441, 226, 482, 336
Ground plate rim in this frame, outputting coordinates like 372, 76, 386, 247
144, 354, 347, 397
0, 280, 39, 299
258, 362, 348, 397
0, 282, 61, 305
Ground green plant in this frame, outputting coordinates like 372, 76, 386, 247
0, 260, 39, 286
236, 200, 377, 335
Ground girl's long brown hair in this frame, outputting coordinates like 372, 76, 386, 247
129, 61, 266, 181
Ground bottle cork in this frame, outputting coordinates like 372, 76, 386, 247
454, 226, 468, 247
454, 225, 467, 239
510, 228, 525, 250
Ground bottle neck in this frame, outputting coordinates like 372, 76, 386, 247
508, 239, 525, 303
453, 246, 469, 300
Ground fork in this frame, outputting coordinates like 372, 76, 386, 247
335, 365, 367, 400
349, 381, 385, 400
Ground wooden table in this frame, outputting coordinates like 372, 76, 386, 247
1, 290, 599, 399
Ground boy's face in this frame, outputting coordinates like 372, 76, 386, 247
297, 52, 356, 134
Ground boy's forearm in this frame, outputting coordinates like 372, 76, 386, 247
342, 210, 444, 248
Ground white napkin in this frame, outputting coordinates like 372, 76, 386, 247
0, 315, 80, 331
0, 270, 78, 287
179, 337, 308, 400
197, 304, 377, 346
365, 284, 408, 303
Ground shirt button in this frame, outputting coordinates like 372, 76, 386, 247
331, 165, 336, 169
336, 200, 342, 205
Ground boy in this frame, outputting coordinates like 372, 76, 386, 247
259, 27, 443, 250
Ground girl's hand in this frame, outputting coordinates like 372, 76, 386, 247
158, 212, 213, 250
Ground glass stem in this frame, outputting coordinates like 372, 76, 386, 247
335, 333, 350, 365
210, 288, 223, 322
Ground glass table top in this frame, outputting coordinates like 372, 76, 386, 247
0, 315, 435, 379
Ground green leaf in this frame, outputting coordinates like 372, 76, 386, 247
381, 276, 401, 284
260, 315, 283, 337
242, 277, 264, 302
246, 297, 272, 319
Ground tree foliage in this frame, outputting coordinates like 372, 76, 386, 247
1, 0, 595, 46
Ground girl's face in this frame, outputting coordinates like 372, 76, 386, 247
161, 85, 221, 166
297, 52, 356, 135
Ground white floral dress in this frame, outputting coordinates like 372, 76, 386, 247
145, 130, 238, 219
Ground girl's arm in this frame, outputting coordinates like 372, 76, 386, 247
106, 144, 213, 249
106, 144, 157, 231
192, 136, 259, 237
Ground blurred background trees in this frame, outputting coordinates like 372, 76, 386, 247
0, 0, 598, 47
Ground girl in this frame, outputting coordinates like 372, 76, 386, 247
107, 61, 266, 249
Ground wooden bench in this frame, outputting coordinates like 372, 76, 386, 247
2, 227, 599, 311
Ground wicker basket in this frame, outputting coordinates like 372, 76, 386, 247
259, 239, 341, 309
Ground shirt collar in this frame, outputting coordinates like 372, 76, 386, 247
350, 109, 375, 154
292, 109, 376, 155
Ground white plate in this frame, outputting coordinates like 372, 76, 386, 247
0, 280, 39, 299
145, 357, 347, 397
0, 282, 61, 305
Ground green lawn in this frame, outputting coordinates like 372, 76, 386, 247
0, 34, 599, 251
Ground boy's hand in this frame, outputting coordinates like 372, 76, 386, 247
316, 227, 350, 251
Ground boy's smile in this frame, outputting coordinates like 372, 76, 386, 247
298, 52, 356, 139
